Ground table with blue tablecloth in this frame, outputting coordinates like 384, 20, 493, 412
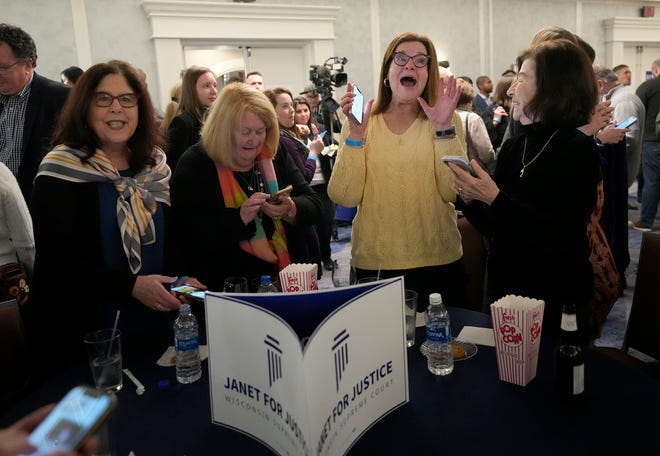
2, 307, 659, 455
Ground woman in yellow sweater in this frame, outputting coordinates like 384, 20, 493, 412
328, 32, 469, 311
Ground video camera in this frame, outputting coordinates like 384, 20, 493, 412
308, 57, 348, 112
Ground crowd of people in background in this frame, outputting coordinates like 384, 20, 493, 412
1, 18, 660, 451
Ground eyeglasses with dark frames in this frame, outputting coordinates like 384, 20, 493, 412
0, 60, 26, 74
94, 92, 140, 108
392, 52, 431, 68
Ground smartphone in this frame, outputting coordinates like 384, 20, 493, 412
351, 85, 364, 124
442, 155, 478, 177
615, 116, 637, 129
22, 385, 117, 456
171, 285, 206, 302
267, 184, 293, 204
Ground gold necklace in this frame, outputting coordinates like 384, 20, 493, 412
234, 165, 258, 192
520, 130, 559, 177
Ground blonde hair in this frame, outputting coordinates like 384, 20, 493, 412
456, 78, 475, 108
160, 80, 182, 133
530, 26, 578, 47
201, 83, 280, 168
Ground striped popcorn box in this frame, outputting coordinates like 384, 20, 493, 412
490, 295, 544, 386
279, 263, 318, 293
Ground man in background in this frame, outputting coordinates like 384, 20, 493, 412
595, 66, 645, 190
0, 23, 69, 205
245, 71, 265, 91
593, 65, 642, 287
613, 64, 632, 86
633, 58, 660, 232
472, 75, 492, 114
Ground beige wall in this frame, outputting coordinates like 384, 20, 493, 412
3, 0, 659, 109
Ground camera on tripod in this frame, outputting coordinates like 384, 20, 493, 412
308, 56, 348, 118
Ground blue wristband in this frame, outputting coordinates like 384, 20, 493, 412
345, 138, 364, 147
308, 155, 317, 161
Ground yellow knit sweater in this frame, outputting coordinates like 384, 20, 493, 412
328, 112, 467, 271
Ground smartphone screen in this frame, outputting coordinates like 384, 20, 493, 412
171, 285, 206, 302
22, 386, 116, 456
351, 85, 364, 124
615, 116, 637, 129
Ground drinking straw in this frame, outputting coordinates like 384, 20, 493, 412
106, 310, 120, 359
97, 310, 120, 388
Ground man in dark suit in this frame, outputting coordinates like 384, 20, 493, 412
472, 75, 493, 115
0, 23, 70, 205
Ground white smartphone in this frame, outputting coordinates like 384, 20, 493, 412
171, 285, 206, 302
21, 385, 117, 456
615, 116, 637, 129
351, 85, 364, 124
442, 155, 478, 177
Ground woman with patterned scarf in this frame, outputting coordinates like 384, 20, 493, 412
27, 60, 205, 386
169, 83, 321, 292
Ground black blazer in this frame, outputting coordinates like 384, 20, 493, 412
19, 73, 70, 204
471, 94, 490, 115
165, 111, 202, 171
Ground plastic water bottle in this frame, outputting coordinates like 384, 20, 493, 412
257, 275, 279, 293
423, 293, 454, 375
174, 303, 201, 384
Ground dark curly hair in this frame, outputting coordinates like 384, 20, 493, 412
0, 23, 38, 67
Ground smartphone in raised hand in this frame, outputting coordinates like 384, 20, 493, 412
21, 385, 117, 456
351, 85, 364, 124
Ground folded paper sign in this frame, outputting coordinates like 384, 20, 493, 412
490, 295, 544, 386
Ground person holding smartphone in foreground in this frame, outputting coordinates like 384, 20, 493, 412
0, 405, 98, 456
448, 39, 600, 343
328, 32, 469, 311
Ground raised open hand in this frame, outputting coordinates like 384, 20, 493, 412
417, 76, 460, 130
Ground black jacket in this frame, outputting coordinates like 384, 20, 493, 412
166, 111, 202, 171
18, 73, 70, 204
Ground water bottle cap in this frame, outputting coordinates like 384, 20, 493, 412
180, 303, 191, 314
429, 293, 442, 305
260, 275, 271, 284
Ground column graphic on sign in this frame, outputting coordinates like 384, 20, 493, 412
332, 329, 350, 392
265, 334, 283, 387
